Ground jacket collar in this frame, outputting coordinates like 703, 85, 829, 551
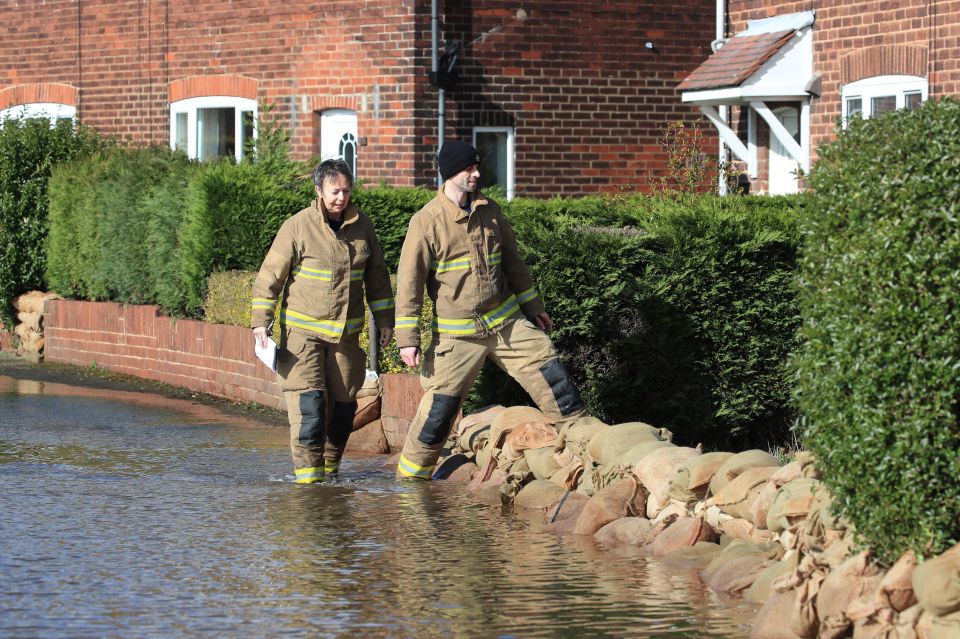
436, 186, 489, 221
314, 198, 359, 229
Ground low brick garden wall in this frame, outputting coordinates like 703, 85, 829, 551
40, 300, 422, 451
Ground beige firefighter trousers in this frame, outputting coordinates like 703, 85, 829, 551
277, 329, 366, 483
397, 318, 587, 479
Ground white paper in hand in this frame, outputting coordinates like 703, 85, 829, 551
255, 338, 278, 372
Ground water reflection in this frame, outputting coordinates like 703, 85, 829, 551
0, 372, 755, 638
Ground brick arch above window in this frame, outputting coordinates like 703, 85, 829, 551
311, 95, 362, 112
0, 83, 78, 110
168, 75, 258, 103
840, 46, 927, 85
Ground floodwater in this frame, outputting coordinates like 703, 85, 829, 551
0, 371, 757, 638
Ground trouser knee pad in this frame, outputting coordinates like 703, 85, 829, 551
326, 400, 357, 453
539, 358, 586, 416
297, 390, 326, 448
417, 393, 461, 446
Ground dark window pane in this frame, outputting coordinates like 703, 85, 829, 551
871, 95, 896, 116
198, 107, 235, 160
905, 92, 923, 110
475, 131, 508, 192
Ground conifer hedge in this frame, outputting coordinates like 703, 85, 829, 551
794, 98, 960, 563
0, 117, 105, 328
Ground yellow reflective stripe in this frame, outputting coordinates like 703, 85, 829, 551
398, 454, 434, 479
252, 297, 277, 310
350, 269, 364, 281
280, 309, 345, 338
516, 287, 538, 305
433, 317, 477, 335
433, 295, 520, 335
431, 256, 472, 273
369, 297, 395, 311
292, 265, 333, 281
346, 317, 365, 334
396, 316, 419, 329
481, 295, 518, 328
295, 467, 323, 483
324, 461, 339, 473
488, 252, 502, 266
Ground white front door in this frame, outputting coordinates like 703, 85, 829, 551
320, 109, 358, 179
768, 106, 800, 195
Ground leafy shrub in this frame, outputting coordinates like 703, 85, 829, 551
793, 98, 960, 563
0, 117, 106, 327
474, 193, 805, 449
351, 185, 434, 271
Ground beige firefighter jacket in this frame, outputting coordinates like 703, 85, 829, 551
394, 188, 546, 349
251, 200, 394, 342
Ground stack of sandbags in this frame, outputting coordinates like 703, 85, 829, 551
347, 370, 388, 454
912, 543, 960, 637
13, 290, 60, 363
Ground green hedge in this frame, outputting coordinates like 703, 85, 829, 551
794, 98, 960, 563
0, 117, 105, 328
475, 194, 805, 449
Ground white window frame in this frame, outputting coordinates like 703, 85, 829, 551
169, 96, 256, 162
841, 75, 927, 125
0, 102, 76, 124
472, 126, 515, 200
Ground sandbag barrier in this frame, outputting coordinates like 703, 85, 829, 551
11, 290, 60, 363
387, 405, 960, 638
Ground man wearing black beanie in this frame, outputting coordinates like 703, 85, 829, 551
392, 140, 589, 480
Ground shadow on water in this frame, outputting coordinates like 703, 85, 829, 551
0, 372, 756, 638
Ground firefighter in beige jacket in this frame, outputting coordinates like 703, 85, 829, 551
394, 141, 587, 480
252, 159, 394, 484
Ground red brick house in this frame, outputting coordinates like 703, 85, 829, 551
680, 1, 959, 195
0, 1, 717, 199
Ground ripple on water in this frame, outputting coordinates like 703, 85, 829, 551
0, 380, 755, 638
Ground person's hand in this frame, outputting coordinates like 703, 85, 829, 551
400, 346, 420, 368
253, 326, 269, 349
533, 312, 553, 334
378, 327, 394, 348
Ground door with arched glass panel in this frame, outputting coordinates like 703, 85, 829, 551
320, 109, 358, 179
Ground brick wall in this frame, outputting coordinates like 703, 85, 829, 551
40, 299, 422, 450
725, 0, 960, 191
432, 1, 717, 196
1, 0, 717, 197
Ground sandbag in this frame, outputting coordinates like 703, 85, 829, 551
353, 395, 382, 430
594, 517, 654, 546
708, 465, 779, 520
646, 516, 717, 558
489, 406, 553, 447
710, 449, 781, 496
586, 422, 662, 466
456, 405, 505, 437
524, 446, 561, 480
446, 460, 478, 483
794, 450, 821, 479
562, 416, 609, 457
609, 439, 673, 468
816, 550, 883, 634
703, 539, 783, 583
502, 422, 558, 460
573, 477, 647, 536
766, 478, 821, 533
661, 541, 724, 564
651, 500, 690, 525
459, 421, 492, 454
706, 551, 776, 595
632, 445, 701, 506
877, 551, 917, 612
548, 460, 585, 491
515, 480, 569, 510
745, 558, 796, 603
929, 609, 960, 639
912, 542, 960, 617
749, 479, 780, 530
669, 451, 734, 505
543, 492, 589, 535
750, 589, 806, 639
